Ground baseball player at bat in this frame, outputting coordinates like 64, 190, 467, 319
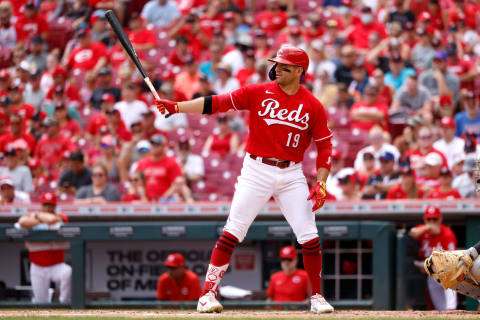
155, 45, 334, 314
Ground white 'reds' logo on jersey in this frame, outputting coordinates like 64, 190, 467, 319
258, 99, 309, 130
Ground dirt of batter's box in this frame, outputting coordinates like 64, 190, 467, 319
0, 310, 479, 319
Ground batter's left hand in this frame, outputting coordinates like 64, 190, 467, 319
308, 181, 327, 212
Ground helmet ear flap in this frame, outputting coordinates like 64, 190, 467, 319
268, 63, 277, 81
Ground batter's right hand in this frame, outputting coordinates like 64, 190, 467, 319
155, 98, 179, 115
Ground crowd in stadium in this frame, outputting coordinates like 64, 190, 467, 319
0, 0, 479, 204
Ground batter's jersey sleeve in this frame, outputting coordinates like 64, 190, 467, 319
211, 84, 264, 113
311, 100, 333, 143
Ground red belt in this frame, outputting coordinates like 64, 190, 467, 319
249, 154, 298, 169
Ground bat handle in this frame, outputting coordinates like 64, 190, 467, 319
144, 77, 172, 118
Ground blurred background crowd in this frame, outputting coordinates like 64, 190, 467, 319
0, 0, 479, 204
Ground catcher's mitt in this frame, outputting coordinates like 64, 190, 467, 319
424, 250, 474, 290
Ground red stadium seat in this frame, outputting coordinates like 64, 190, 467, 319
47, 17, 73, 51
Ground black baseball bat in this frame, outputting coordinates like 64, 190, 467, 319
104, 10, 161, 102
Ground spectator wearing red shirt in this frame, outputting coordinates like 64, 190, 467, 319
203, 114, 239, 157
156, 253, 201, 301
445, 43, 476, 91
236, 50, 256, 87
34, 117, 76, 173
409, 206, 457, 310
406, 126, 448, 172
28, 158, 48, 191
122, 170, 148, 202
350, 84, 389, 132
105, 109, 132, 144
14, 1, 49, 44
54, 102, 82, 142
87, 93, 125, 139
44, 66, 81, 107
136, 134, 182, 201
426, 167, 461, 199
66, 28, 107, 73
168, 35, 195, 67
348, 6, 387, 50
0, 113, 35, 153
267, 246, 309, 302
9, 83, 35, 123
387, 166, 425, 199
255, 0, 287, 35
127, 13, 156, 53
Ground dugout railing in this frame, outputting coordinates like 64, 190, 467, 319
0, 199, 479, 310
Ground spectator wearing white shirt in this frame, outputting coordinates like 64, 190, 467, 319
433, 117, 465, 169
0, 176, 30, 204
0, 148, 33, 192
114, 82, 148, 129
177, 137, 204, 184
141, 0, 180, 28
354, 126, 400, 171
213, 63, 240, 95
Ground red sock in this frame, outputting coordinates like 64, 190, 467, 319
302, 237, 322, 296
210, 231, 238, 265
202, 231, 239, 295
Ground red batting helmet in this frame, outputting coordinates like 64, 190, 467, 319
268, 45, 309, 71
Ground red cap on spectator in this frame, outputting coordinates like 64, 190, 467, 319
41, 192, 57, 205
279, 245, 297, 259
28, 158, 41, 169
165, 253, 185, 267
440, 117, 455, 128
419, 12, 431, 21
439, 95, 452, 106
424, 205, 441, 219
62, 151, 71, 160
101, 93, 115, 103
52, 66, 67, 78
332, 149, 342, 160
0, 69, 9, 79
341, 0, 353, 7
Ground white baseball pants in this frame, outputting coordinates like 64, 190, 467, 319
224, 154, 318, 244
427, 276, 457, 310
30, 262, 72, 303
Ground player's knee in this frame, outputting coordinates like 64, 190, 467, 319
223, 226, 245, 244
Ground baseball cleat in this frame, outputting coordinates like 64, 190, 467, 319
310, 293, 334, 313
197, 291, 223, 313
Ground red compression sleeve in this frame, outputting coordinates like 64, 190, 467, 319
211, 93, 235, 114
315, 139, 332, 171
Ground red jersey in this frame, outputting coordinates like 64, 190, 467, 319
127, 29, 156, 48
210, 132, 233, 157
86, 114, 128, 137
121, 194, 141, 202
406, 148, 448, 171
386, 184, 425, 199
426, 187, 461, 200
46, 85, 81, 103
34, 134, 76, 170
14, 103, 35, 120
213, 82, 332, 162
0, 131, 36, 152
267, 269, 309, 302
67, 42, 108, 71
236, 68, 256, 87
136, 156, 182, 200
59, 119, 82, 138
413, 224, 456, 259
348, 22, 387, 49
27, 214, 69, 267
108, 44, 128, 69
156, 269, 201, 301
349, 101, 389, 132
447, 57, 475, 90
255, 11, 288, 33
15, 14, 49, 42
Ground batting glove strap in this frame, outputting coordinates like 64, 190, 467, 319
308, 181, 327, 212
155, 98, 179, 115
